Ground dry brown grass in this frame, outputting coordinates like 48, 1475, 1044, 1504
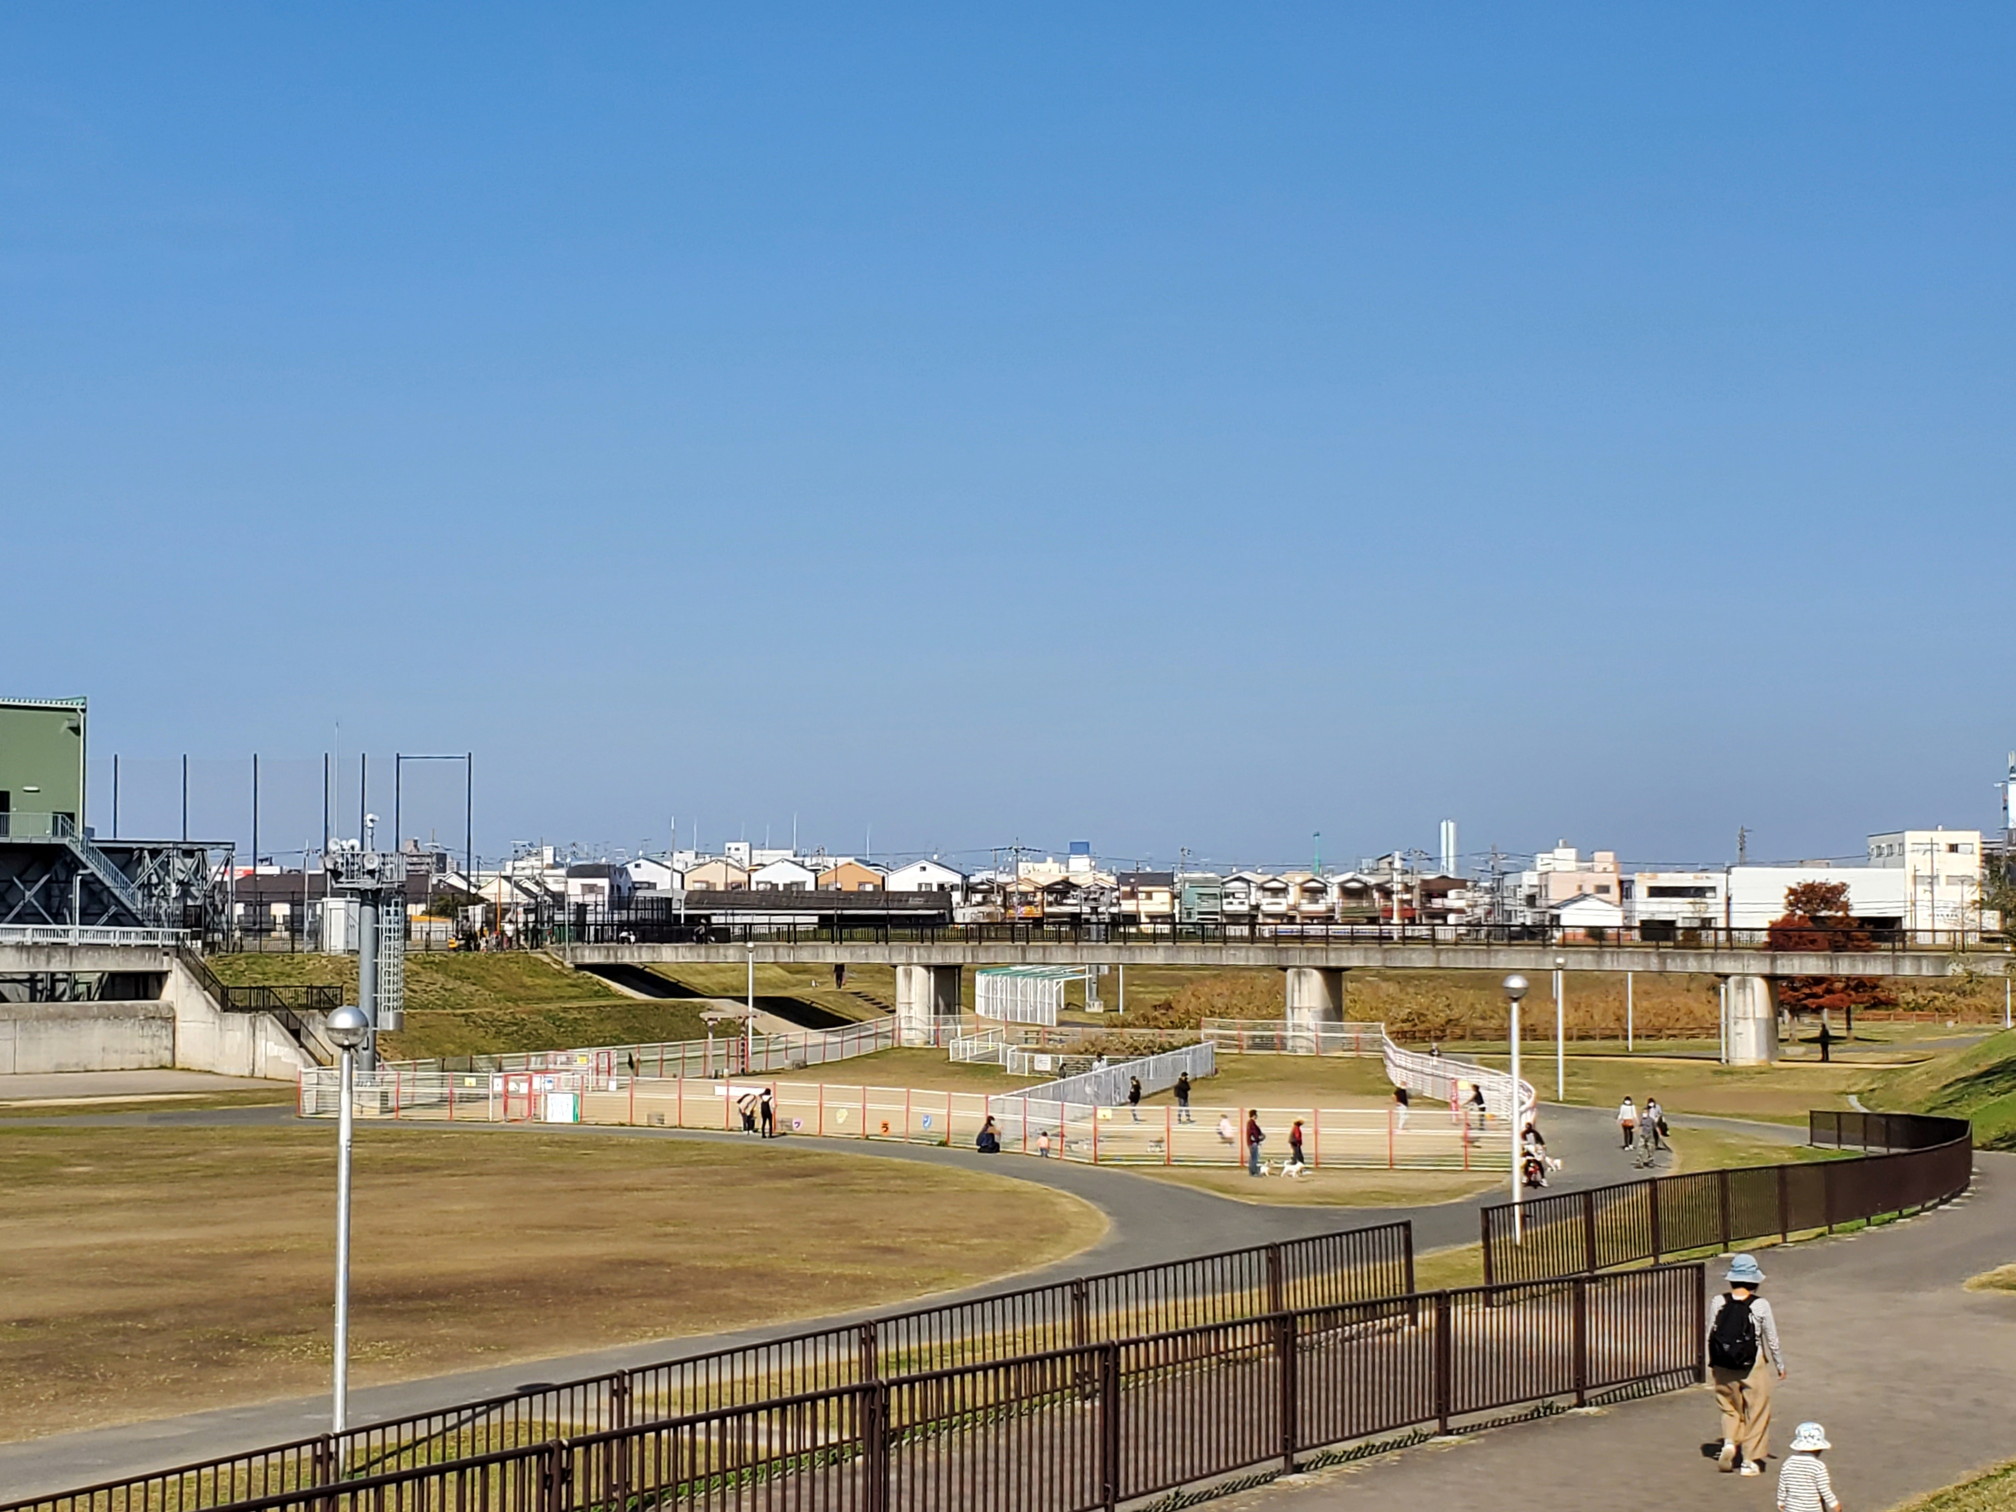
0, 1123, 1104, 1442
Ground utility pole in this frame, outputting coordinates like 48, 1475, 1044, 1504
1737, 827, 1749, 865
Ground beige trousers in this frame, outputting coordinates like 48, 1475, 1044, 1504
1710, 1356, 1775, 1464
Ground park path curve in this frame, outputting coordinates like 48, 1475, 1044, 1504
1219, 1148, 2016, 1512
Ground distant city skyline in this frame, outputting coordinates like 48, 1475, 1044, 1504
8, 6, 2013, 865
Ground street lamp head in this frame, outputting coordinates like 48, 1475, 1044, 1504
326, 1004, 371, 1051
1503, 974, 1528, 1002
1552, 954, 1567, 969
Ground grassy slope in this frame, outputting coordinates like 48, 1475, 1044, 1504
1864, 1027, 2016, 1149
1891, 1460, 2016, 1512
205, 953, 716, 1059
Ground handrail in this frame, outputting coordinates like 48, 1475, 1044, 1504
1480, 1109, 1972, 1285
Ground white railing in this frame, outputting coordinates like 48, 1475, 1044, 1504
1382, 1038, 1534, 1123
1202, 1019, 1388, 1055
949, 1028, 1006, 1064
0, 924, 188, 947
999, 1042, 1217, 1112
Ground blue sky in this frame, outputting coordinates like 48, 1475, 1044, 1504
6, 5, 2013, 869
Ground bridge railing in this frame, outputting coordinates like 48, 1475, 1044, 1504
1479, 1110, 1973, 1285
559, 912, 2005, 952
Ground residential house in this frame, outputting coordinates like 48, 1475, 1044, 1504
1624, 871, 1724, 933
1512, 845, 1622, 926
751, 857, 819, 892
886, 859, 966, 895
1116, 871, 1176, 924
626, 856, 684, 893
1554, 893, 1625, 938
1177, 873, 1224, 924
564, 862, 632, 907
817, 859, 886, 892
684, 858, 750, 891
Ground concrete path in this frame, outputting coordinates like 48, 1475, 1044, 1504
1219, 1151, 2016, 1512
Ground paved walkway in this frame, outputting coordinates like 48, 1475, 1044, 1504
0, 1099, 1649, 1496
0, 1069, 288, 1104
1221, 1150, 2016, 1512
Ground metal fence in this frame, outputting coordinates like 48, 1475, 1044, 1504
70, 1262, 1702, 1512
1202, 1019, 1387, 1055
5, 1224, 1415, 1512
1480, 1111, 1973, 1285
1008, 1043, 1217, 1110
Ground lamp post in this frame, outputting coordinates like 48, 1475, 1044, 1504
745, 940, 756, 1071
1504, 974, 1527, 1241
1552, 954, 1567, 1099
324, 1003, 371, 1434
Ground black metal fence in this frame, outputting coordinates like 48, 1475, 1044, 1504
7, 1224, 1413, 1512
1480, 1111, 1973, 1285
77, 1264, 1707, 1512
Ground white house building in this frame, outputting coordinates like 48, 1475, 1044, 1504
886, 859, 966, 894
626, 856, 684, 893
751, 857, 819, 891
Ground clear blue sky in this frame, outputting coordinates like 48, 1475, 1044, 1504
6, 5, 2012, 869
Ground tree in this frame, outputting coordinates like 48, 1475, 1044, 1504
1766, 881, 1893, 1028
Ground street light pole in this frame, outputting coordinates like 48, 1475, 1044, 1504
1553, 954, 1567, 1100
745, 940, 756, 1071
324, 1004, 371, 1435
1504, 975, 1527, 1242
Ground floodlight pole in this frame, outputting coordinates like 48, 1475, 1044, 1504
745, 941, 756, 1071
1553, 955, 1567, 1099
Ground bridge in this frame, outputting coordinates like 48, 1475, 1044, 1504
563, 930, 2013, 1065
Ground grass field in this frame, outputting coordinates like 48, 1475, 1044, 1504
0, 1122, 1104, 1441
1865, 1027, 2016, 1148
1461, 1051, 1871, 1124
1891, 1459, 2016, 1512
1134, 1165, 1500, 1207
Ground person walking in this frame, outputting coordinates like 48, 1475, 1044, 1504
758, 1087, 776, 1138
1174, 1072, 1193, 1123
1392, 1083, 1410, 1130
1286, 1118, 1307, 1176
1709, 1253, 1787, 1476
1643, 1096, 1668, 1151
1128, 1076, 1143, 1122
1777, 1423, 1842, 1512
1217, 1111, 1236, 1148
1617, 1096, 1638, 1149
1469, 1082, 1488, 1129
1244, 1109, 1265, 1176
1036, 1128, 1052, 1158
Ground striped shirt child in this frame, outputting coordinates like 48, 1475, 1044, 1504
1776, 1453, 1840, 1512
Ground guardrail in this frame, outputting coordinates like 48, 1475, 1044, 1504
3, 1222, 1414, 1512
56, 1260, 1702, 1512
1480, 1110, 1973, 1285
0, 925, 189, 947
560, 913, 2007, 952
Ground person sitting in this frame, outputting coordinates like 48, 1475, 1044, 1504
975, 1116, 1002, 1155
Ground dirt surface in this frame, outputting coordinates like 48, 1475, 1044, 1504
0, 1122, 1103, 1442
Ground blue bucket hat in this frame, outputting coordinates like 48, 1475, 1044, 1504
1724, 1253, 1766, 1285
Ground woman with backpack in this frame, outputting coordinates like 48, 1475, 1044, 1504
1708, 1253, 1787, 1476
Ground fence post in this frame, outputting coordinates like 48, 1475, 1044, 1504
1649, 1177, 1663, 1264
859, 1319, 880, 1382
1277, 1311, 1300, 1470
1480, 1209, 1496, 1289
1099, 1342, 1123, 1512
1266, 1243, 1286, 1315
1071, 1277, 1091, 1353
610, 1373, 631, 1430
1582, 1190, 1599, 1274
1778, 1163, 1791, 1241
1695, 1264, 1710, 1383
1433, 1291, 1454, 1435
1718, 1168, 1733, 1251
863, 1381, 892, 1512
1572, 1276, 1589, 1407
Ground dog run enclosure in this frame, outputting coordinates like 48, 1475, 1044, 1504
1480, 1110, 1974, 1285
6, 1222, 1411, 1512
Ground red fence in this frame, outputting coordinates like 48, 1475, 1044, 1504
1480, 1111, 1972, 1286
134, 1264, 1707, 1512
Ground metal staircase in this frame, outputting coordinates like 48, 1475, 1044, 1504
52, 814, 158, 925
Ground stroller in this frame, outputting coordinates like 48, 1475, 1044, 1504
1521, 1151, 1551, 1189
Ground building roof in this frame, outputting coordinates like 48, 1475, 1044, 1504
1118, 871, 1175, 887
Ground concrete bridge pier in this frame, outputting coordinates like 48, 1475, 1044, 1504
1725, 974, 1779, 1065
1283, 967, 1347, 1047
894, 964, 962, 1047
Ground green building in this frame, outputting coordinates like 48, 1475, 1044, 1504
0, 696, 87, 835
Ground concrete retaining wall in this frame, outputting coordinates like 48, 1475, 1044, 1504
0, 1001, 175, 1074
162, 957, 314, 1080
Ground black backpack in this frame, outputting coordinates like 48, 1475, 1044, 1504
1708, 1295, 1759, 1371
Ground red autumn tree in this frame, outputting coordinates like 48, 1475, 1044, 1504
1766, 881, 1893, 1024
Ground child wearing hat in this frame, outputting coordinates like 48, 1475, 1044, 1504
1776, 1423, 1842, 1512
1707, 1253, 1786, 1475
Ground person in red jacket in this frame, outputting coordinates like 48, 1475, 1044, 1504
1245, 1110, 1265, 1175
